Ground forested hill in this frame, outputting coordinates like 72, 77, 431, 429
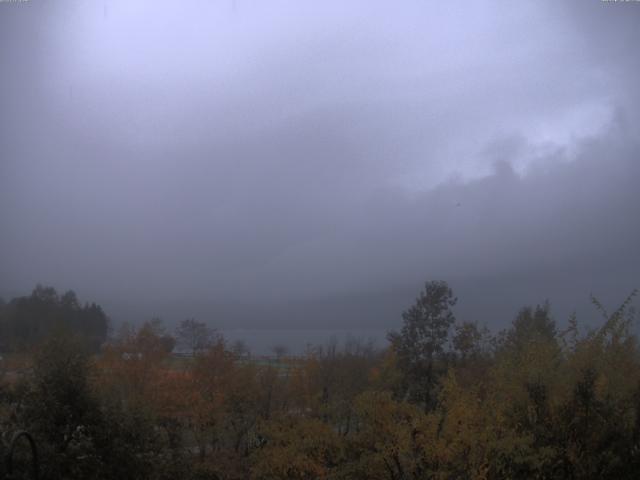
0, 285, 108, 351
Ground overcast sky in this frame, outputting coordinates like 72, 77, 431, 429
1, 0, 639, 334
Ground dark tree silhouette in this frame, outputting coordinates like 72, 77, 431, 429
388, 280, 456, 410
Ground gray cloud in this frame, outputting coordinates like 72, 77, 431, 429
1, 0, 638, 334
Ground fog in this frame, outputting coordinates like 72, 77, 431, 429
1, 0, 639, 340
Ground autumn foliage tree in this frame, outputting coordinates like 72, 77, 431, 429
175, 318, 216, 355
1, 284, 639, 479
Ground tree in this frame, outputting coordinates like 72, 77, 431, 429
21, 335, 102, 479
251, 415, 343, 480
503, 302, 557, 352
0, 285, 108, 351
25, 335, 167, 480
347, 390, 427, 480
298, 338, 378, 432
129, 319, 176, 360
231, 339, 251, 359
114, 321, 135, 344
452, 321, 492, 361
388, 280, 457, 410
271, 344, 289, 361
175, 318, 215, 355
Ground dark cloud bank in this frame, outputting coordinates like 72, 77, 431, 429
1, 1, 638, 345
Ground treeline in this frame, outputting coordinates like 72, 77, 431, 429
0, 285, 109, 352
0, 281, 639, 479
